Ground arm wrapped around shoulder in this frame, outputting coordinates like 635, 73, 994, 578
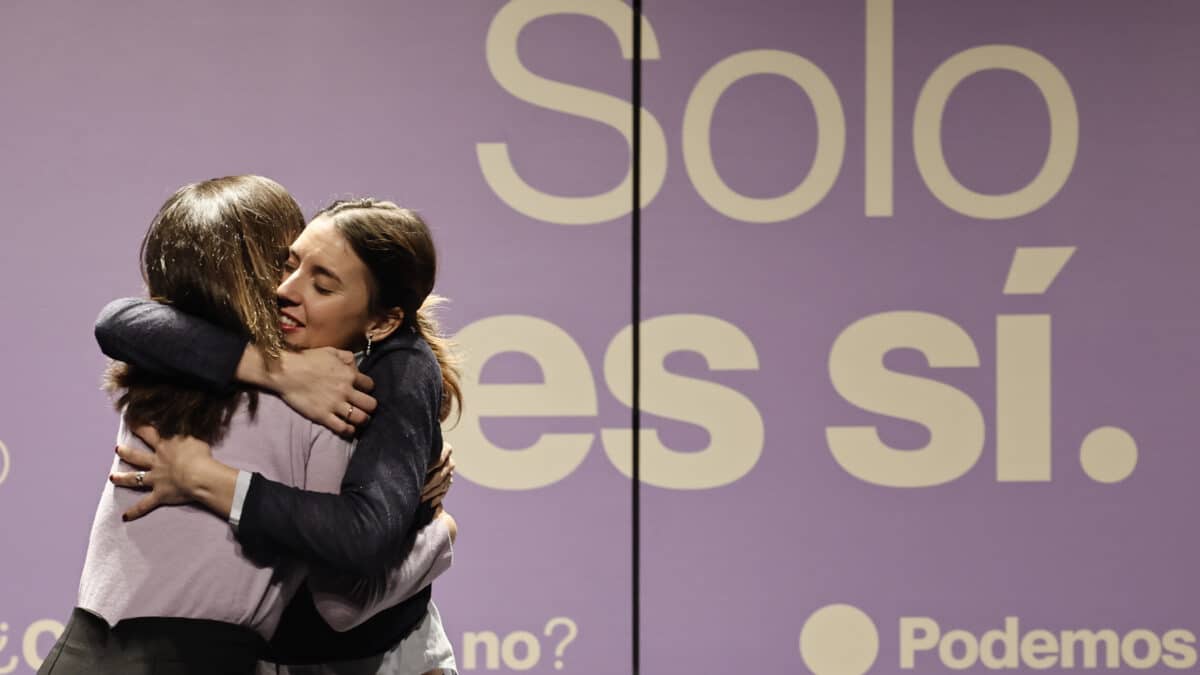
95, 297, 247, 390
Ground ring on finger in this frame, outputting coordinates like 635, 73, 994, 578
136, 471, 146, 487
347, 403, 355, 419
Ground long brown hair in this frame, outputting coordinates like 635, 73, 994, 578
315, 198, 462, 422
105, 175, 305, 443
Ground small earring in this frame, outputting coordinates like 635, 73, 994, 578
366, 333, 373, 357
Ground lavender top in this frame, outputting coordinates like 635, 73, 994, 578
76, 393, 452, 639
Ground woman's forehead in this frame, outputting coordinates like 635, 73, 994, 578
295, 218, 349, 257
292, 219, 367, 280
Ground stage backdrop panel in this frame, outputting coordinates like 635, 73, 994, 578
635, 1, 1200, 674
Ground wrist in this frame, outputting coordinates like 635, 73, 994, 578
235, 345, 280, 391
185, 457, 239, 518
177, 453, 217, 496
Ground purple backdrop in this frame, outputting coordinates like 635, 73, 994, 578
0, 1, 1196, 674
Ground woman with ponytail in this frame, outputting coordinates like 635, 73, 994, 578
95, 198, 464, 674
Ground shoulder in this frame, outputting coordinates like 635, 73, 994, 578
358, 333, 442, 431
362, 331, 441, 391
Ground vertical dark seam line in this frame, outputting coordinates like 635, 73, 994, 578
631, 2, 642, 675
633, 1, 643, 672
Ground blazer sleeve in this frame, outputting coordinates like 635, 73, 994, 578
235, 343, 441, 576
94, 297, 246, 390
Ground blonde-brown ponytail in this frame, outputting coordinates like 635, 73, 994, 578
414, 294, 462, 422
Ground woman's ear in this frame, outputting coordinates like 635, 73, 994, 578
366, 307, 405, 342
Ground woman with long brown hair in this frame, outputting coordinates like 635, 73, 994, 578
42, 178, 453, 675
95, 198, 464, 674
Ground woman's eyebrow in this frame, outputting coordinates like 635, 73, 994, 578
312, 264, 343, 285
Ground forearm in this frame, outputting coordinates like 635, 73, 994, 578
95, 297, 247, 389
234, 343, 278, 391
310, 516, 454, 631
238, 477, 415, 575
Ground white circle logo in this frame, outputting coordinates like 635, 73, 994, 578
800, 604, 879, 675
1079, 426, 1138, 483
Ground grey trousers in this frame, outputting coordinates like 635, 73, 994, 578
39, 608, 262, 675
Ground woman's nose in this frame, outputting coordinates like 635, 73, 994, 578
276, 271, 302, 304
